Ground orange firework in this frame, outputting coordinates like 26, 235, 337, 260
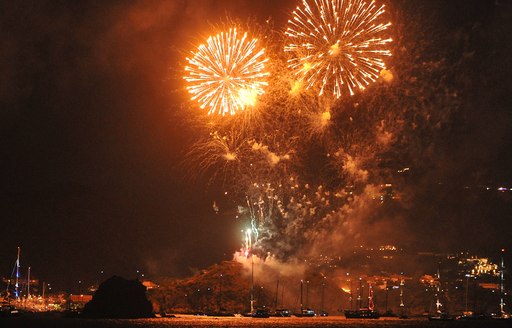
285, 0, 392, 98
184, 28, 269, 116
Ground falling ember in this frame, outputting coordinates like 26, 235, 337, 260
285, 0, 392, 98
184, 28, 270, 116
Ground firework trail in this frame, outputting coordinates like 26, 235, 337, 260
285, 0, 392, 98
184, 28, 269, 116
243, 228, 252, 257
236, 176, 350, 259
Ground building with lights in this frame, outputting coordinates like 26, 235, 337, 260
458, 256, 499, 278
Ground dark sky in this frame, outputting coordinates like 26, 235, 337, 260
1, 0, 511, 293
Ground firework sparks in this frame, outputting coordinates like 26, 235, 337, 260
181, 1, 471, 265
244, 228, 252, 257
236, 176, 348, 258
285, 0, 392, 98
184, 28, 270, 116
185, 129, 252, 187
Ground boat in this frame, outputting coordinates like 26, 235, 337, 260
344, 281, 379, 319
345, 308, 380, 319
457, 276, 489, 320
1, 247, 23, 317
398, 274, 409, 319
458, 311, 488, 320
293, 280, 315, 317
294, 308, 315, 317
0, 301, 20, 317
491, 313, 511, 320
381, 280, 398, 317
269, 280, 291, 317
491, 249, 511, 320
428, 312, 455, 321
271, 308, 291, 317
252, 309, 270, 318
427, 263, 454, 321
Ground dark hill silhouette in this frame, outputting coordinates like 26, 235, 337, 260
149, 260, 254, 314
83, 275, 153, 318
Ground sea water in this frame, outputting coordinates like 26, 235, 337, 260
1, 315, 510, 328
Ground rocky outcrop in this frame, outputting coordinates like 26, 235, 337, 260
83, 275, 153, 318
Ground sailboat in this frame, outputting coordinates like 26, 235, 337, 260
1, 247, 21, 317
428, 263, 454, 321
457, 273, 488, 320
294, 280, 315, 317
491, 249, 511, 320
344, 279, 380, 319
398, 274, 409, 319
271, 280, 291, 317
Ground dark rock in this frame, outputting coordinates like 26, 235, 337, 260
82, 275, 153, 318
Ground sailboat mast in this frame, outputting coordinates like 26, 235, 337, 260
300, 280, 303, 313
42, 281, 46, 310
400, 274, 405, 308
368, 282, 375, 311
499, 249, 506, 316
435, 263, 442, 313
14, 246, 20, 299
27, 266, 31, 299
357, 278, 362, 309
280, 285, 284, 309
464, 274, 470, 313
349, 277, 353, 310
250, 254, 254, 313
321, 277, 325, 314
5, 278, 9, 299
274, 279, 279, 311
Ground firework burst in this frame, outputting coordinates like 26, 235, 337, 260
285, 0, 392, 98
185, 129, 252, 187
184, 28, 270, 116
235, 176, 349, 257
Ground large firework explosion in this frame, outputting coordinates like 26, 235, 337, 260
285, 0, 392, 98
184, 28, 270, 116
183, 0, 465, 262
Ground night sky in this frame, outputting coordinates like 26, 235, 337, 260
1, 0, 511, 293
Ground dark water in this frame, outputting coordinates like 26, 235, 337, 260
1, 316, 510, 328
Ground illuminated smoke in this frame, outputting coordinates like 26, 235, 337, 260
182, 0, 467, 268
